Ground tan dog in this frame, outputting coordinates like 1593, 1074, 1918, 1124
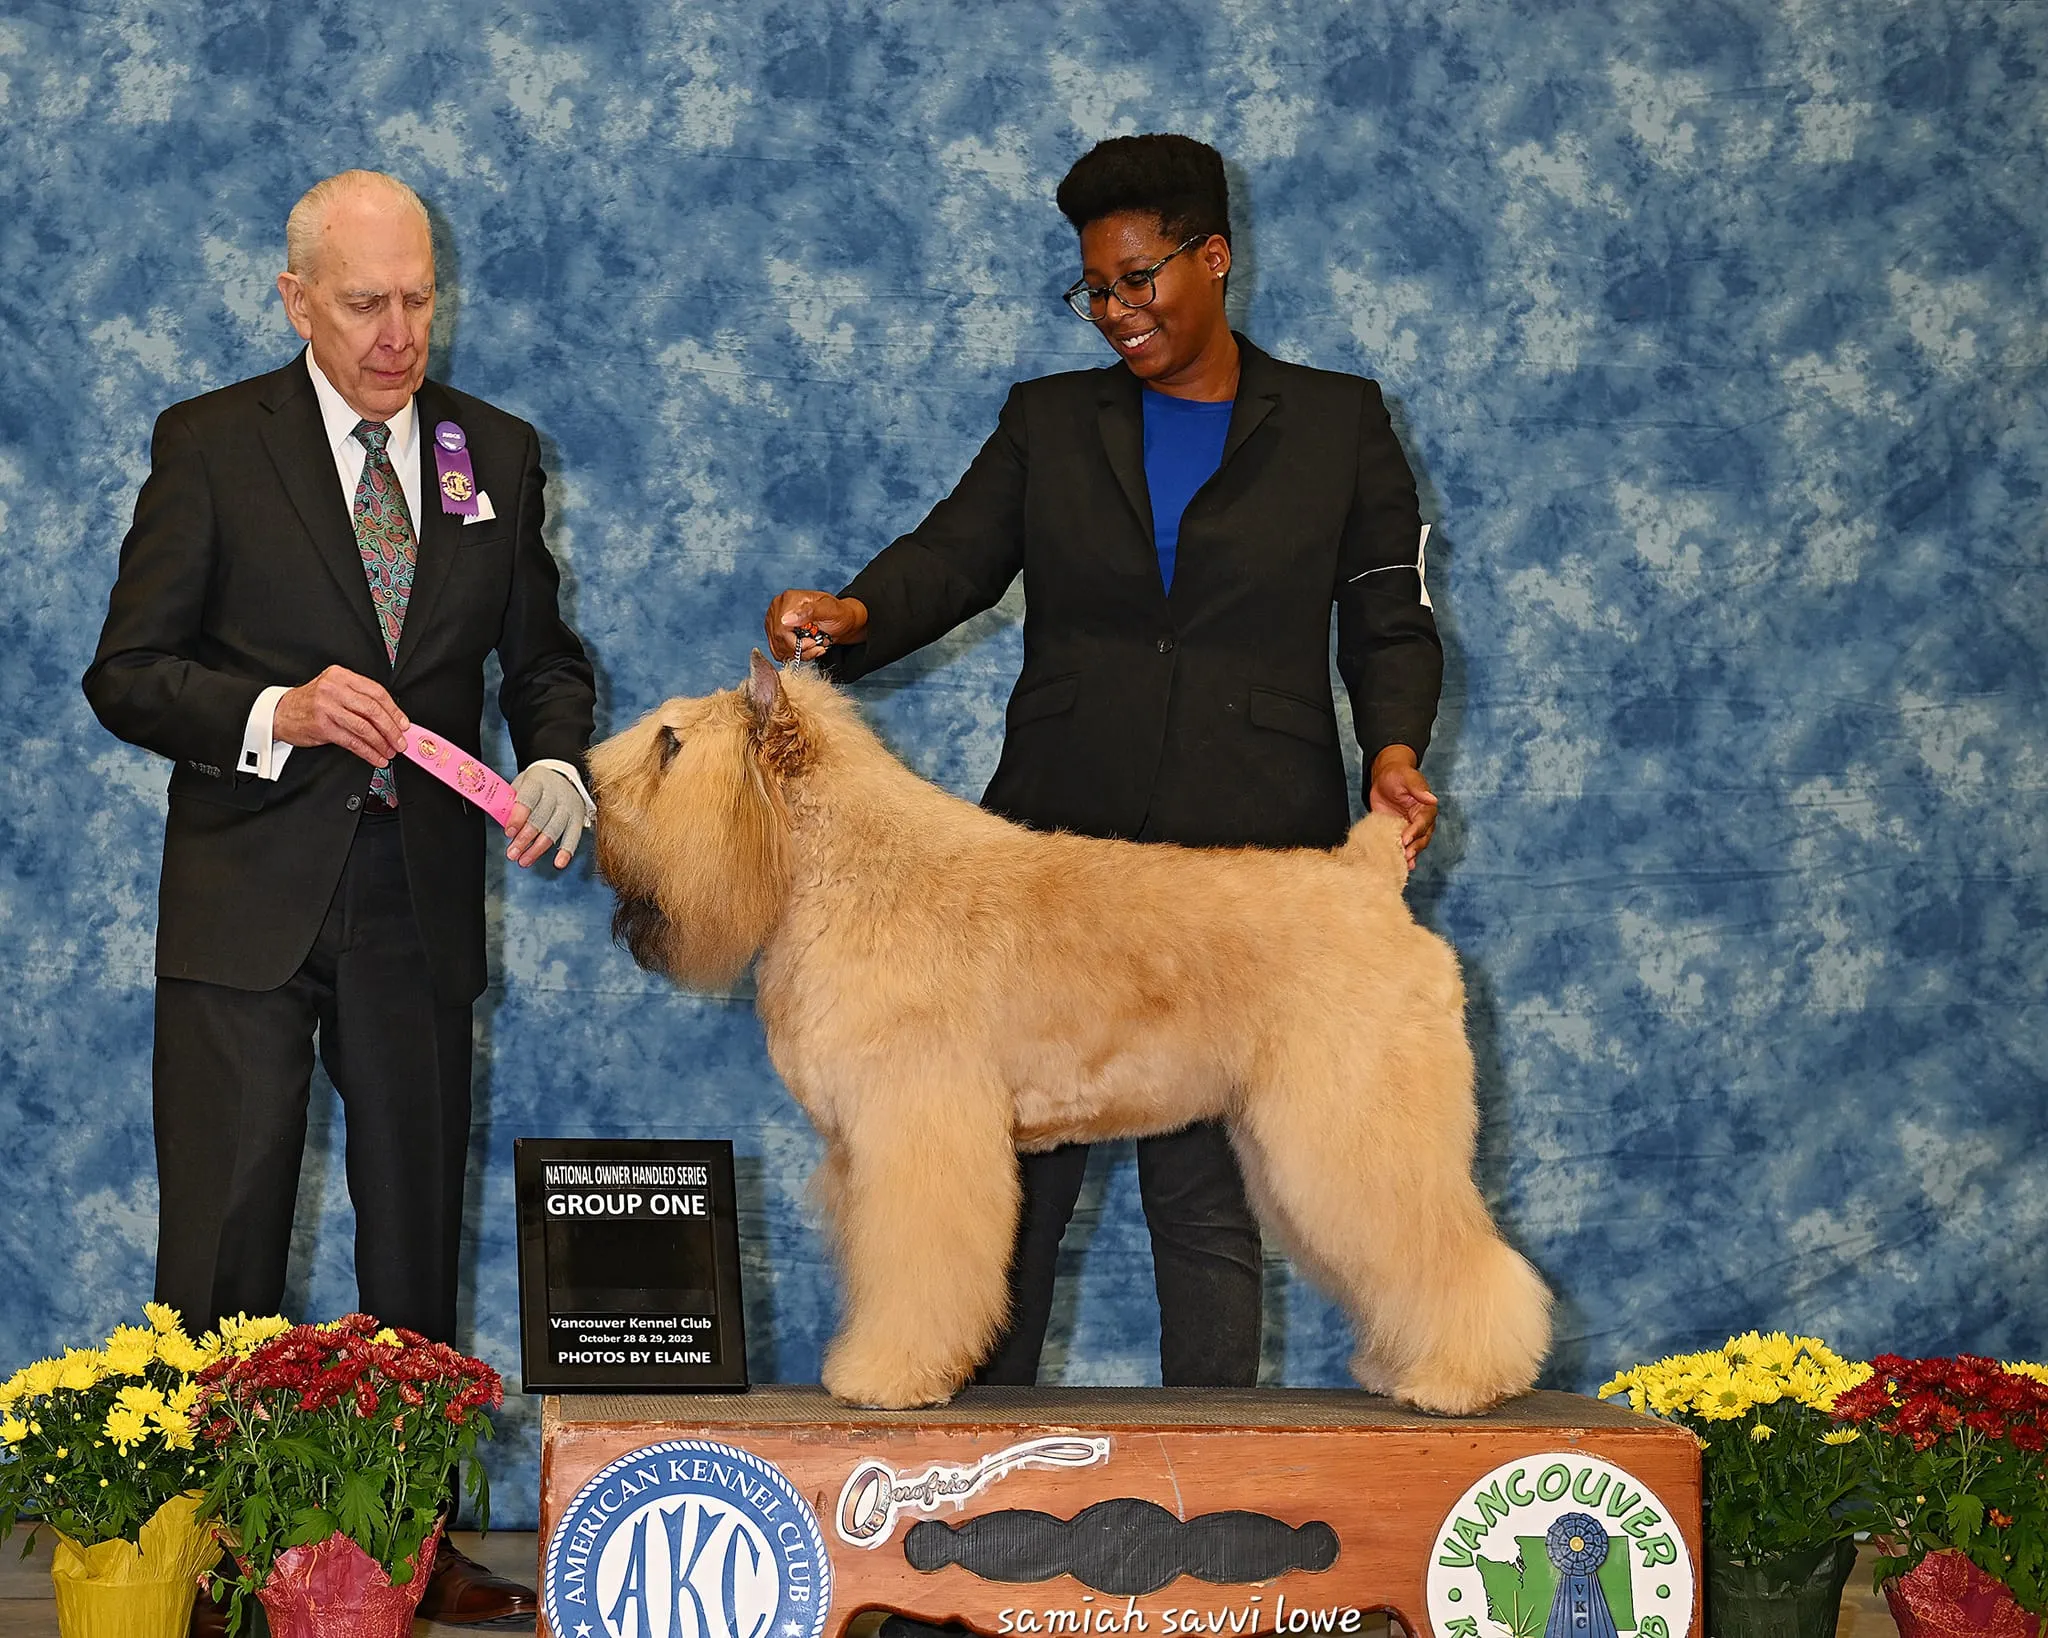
590, 655, 1551, 1413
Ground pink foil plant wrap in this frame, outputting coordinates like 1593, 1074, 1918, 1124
244, 1518, 443, 1638
1884, 1550, 2048, 1638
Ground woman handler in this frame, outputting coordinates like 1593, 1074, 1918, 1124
763, 133, 1442, 1388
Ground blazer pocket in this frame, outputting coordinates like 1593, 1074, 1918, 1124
168, 761, 271, 812
1007, 673, 1080, 727
456, 524, 510, 547
1249, 686, 1338, 747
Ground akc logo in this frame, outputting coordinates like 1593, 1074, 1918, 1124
543, 1439, 832, 1638
1425, 1453, 1694, 1638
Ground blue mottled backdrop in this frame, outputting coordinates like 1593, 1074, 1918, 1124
2, 0, 2043, 1527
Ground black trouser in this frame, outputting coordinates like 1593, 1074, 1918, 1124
976, 1120, 1264, 1387
151, 814, 473, 1344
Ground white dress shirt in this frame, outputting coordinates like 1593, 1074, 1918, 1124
238, 354, 592, 827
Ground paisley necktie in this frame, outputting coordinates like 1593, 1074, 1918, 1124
350, 419, 417, 805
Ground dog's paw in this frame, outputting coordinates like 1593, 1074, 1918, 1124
1346, 1347, 1401, 1400
821, 1339, 965, 1410
1387, 1365, 1538, 1417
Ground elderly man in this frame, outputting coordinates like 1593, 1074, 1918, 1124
84, 170, 590, 1626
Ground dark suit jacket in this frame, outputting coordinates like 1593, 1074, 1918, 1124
83, 352, 595, 1002
828, 337, 1442, 849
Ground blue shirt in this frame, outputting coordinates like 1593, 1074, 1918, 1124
1140, 388, 1234, 593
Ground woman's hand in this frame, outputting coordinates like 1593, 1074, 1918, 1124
763, 590, 870, 661
1369, 745, 1439, 869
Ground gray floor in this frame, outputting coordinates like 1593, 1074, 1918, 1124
0, 1531, 1899, 1637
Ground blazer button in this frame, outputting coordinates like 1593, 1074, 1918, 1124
1157, 635, 1175, 654
346, 795, 362, 812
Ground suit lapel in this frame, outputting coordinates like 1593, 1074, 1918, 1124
393, 382, 460, 679
257, 355, 385, 656
1164, 337, 1281, 609
1219, 335, 1280, 471
1095, 367, 1154, 542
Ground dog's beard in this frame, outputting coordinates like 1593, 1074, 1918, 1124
611, 892, 676, 976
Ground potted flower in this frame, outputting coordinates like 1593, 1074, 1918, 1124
1830, 1355, 2048, 1638
1601, 1332, 1874, 1638
0, 1305, 282, 1638
194, 1313, 502, 1638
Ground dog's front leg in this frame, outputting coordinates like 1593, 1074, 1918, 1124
816, 1073, 1019, 1410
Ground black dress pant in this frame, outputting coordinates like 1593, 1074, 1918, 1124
151, 814, 473, 1344
976, 1120, 1264, 1387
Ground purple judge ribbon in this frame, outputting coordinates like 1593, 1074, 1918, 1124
432, 420, 479, 516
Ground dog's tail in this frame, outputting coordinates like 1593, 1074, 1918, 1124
1337, 811, 1409, 894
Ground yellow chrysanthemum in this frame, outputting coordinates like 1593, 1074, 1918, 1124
19, 1358, 62, 1399
1821, 1428, 1861, 1445
115, 1383, 168, 1419
56, 1349, 106, 1391
1729, 1331, 1802, 1375
0, 1414, 28, 1445
1809, 1360, 1873, 1413
155, 1331, 215, 1375
0, 1371, 24, 1413
1735, 1363, 1786, 1407
2005, 1361, 2048, 1387
1698, 1373, 1753, 1421
211, 1314, 291, 1357
102, 1324, 158, 1376
1749, 1421, 1776, 1441
1647, 1373, 1704, 1417
103, 1405, 152, 1452
372, 1328, 402, 1347
153, 1381, 201, 1449
1604, 1334, 1873, 1426
142, 1302, 184, 1336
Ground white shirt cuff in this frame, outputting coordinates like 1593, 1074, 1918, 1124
527, 758, 596, 824
237, 686, 295, 780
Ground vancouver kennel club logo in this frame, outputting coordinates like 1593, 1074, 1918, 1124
1425, 1453, 1695, 1638
544, 1440, 833, 1638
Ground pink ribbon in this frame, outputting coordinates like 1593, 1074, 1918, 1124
400, 725, 516, 826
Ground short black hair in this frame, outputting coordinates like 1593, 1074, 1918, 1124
1056, 134, 1231, 247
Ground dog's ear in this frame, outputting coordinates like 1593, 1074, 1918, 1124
746, 649, 782, 726
745, 648, 813, 776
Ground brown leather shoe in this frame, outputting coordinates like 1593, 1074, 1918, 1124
189, 1582, 261, 1638
417, 1540, 539, 1626
189, 1585, 229, 1638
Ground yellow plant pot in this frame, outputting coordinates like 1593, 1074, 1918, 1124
49, 1493, 217, 1638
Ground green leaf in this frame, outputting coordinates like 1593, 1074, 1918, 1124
335, 1471, 385, 1545
284, 1507, 339, 1548
268, 1436, 342, 1475
1948, 1494, 1985, 1544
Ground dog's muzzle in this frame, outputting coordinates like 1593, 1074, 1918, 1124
612, 893, 674, 975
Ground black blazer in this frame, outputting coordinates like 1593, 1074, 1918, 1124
829, 337, 1442, 849
83, 353, 595, 1002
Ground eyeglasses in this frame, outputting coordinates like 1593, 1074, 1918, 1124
1062, 236, 1206, 321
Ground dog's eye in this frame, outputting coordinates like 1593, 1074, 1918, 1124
658, 725, 682, 770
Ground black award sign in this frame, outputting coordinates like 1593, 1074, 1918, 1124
515, 1138, 747, 1392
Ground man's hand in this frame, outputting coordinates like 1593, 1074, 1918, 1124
764, 590, 869, 662
1369, 745, 1439, 870
506, 765, 586, 870
274, 666, 408, 766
